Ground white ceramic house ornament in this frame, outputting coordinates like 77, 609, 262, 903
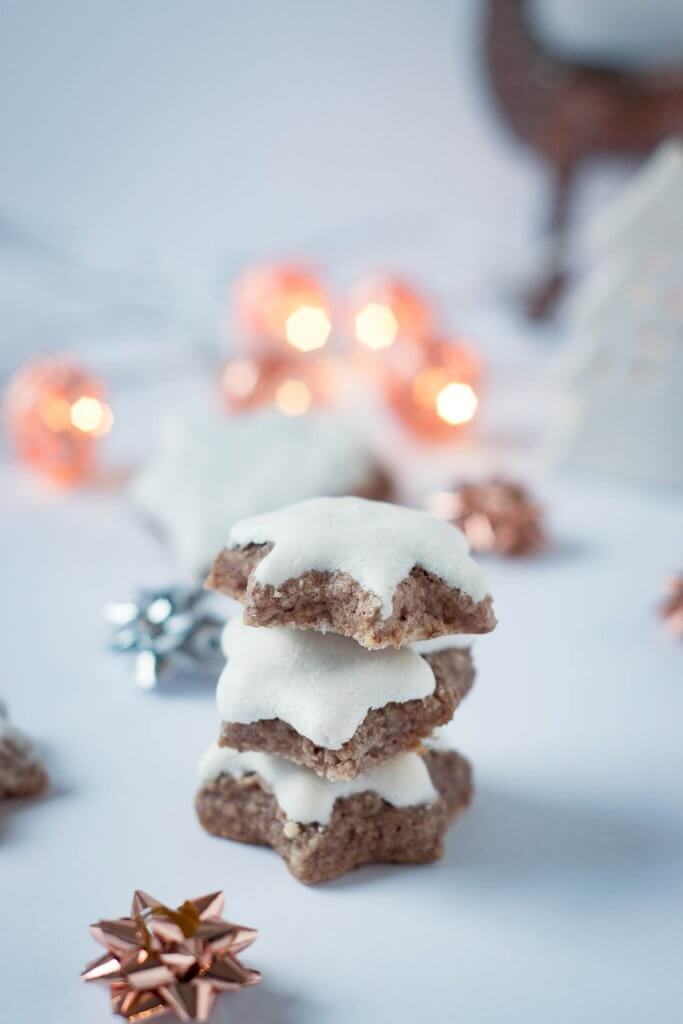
556, 140, 683, 488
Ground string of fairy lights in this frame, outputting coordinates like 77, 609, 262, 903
4, 262, 485, 485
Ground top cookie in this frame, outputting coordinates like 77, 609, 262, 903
206, 497, 496, 649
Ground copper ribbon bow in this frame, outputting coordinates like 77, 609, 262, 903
82, 890, 260, 1021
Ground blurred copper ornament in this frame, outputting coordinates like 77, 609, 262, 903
221, 352, 342, 417
347, 275, 433, 354
384, 336, 481, 442
82, 890, 261, 1022
430, 478, 546, 556
4, 355, 113, 485
660, 575, 683, 638
233, 263, 332, 354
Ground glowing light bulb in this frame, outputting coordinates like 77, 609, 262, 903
40, 396, 72, 431
383, 336, 482, 442
284, 305, 331, 353
435, 382, 478, 426
354, 303, 399, 350
275, 378, 312, 416
70, 396, 114, 436
222, 358, 259, 400
412, 367, 449, 409
5, 356, 113, 484
233, 264, 331, 353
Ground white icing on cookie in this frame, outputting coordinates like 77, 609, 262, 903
198, 743, 437, 826
423, 727, 454, 752
217, 617, 435, 750
229, 496, 490, 618
413, 636, 475, 654
131, 409, 379, 572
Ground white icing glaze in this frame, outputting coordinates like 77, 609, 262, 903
229, 496, 489, 618
528, 0, 683, 70
423, 727, 454, 752
413, 636, 475, 655
198, 743, 437, 825
131, 409, 378, 572
217, 617, 435, 749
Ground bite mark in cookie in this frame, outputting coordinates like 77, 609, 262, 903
218, 625, 474, 779
206, 497, 495, 648
196, 747, 472, 884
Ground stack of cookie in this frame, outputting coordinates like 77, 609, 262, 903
196, 497, 496, 884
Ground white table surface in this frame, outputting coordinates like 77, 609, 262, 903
2, 443, 682, 1024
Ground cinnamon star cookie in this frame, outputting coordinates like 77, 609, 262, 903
217, 618, 474, 779
196, 745, 472, 884
207, 497, 496, 649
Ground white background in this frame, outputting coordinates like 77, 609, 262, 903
0, 0, 621, 370
1, 2, 682, 1023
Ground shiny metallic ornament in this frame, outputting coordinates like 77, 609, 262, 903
104, 586, 224, 688
428, 478, 546, 557
83, 890, 261, 1022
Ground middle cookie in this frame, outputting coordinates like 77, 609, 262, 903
217, 618, 474, 781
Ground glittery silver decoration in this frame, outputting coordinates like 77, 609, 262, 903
104, 586, 224, 688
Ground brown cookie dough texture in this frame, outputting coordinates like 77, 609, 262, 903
196, 749, 472, 884
206, 543, 496, 649
0, 726, 48, 800
219, 647, 474, 780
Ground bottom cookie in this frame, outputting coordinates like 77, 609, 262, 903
196, 747, 472, 884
